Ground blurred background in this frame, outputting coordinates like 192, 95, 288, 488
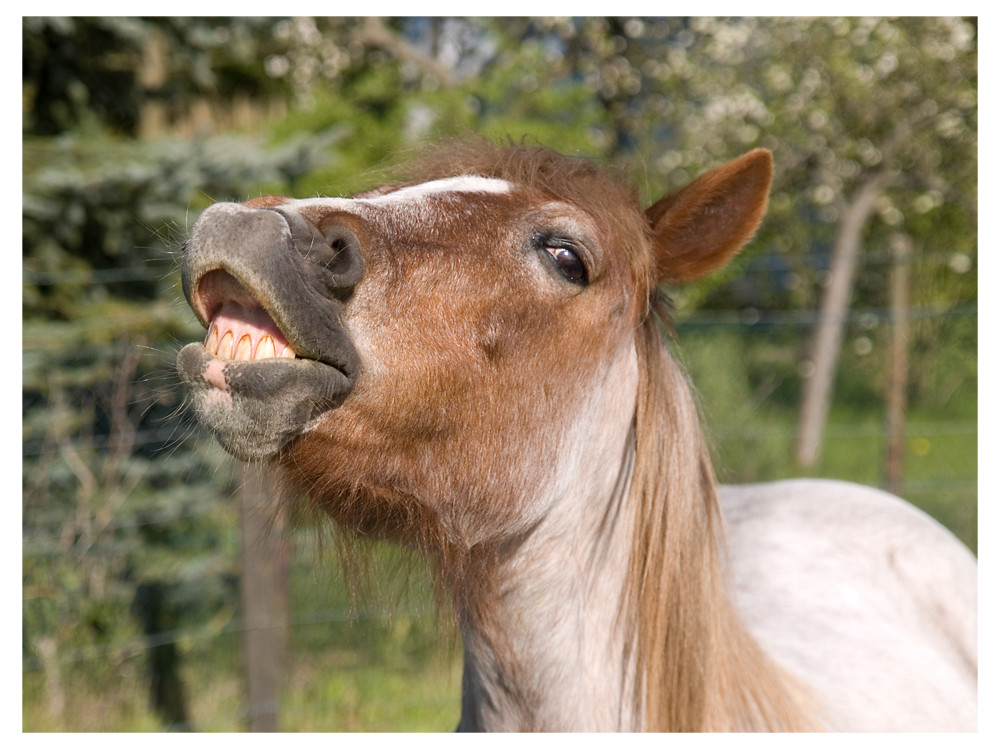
22, 17, 977, 731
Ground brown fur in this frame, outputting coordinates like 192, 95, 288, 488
645, 149, 773, 282
256, 142, 814, 730
399, 138, 658, 304
278, 143, 648, 554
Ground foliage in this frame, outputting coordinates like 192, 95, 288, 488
23, 16, 976, 730
23, 17, 283, 136
23, 47, 347, 727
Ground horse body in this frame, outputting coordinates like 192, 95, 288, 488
721, 480, 977, 731
454, 474, 979, 732
176, 139, 977, 731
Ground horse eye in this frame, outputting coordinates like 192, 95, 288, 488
545, 244, 588, 284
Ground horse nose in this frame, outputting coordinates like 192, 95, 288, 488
177, 201, 363, 460
182, 203, 365, 323
181, 202, 365, 375
273, 208, 365, 300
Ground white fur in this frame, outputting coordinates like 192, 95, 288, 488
363, 176, 512, 203
720, 479, 977, 731
295, 176, 512, 213
458, 339, 641, 731
457, 337, 977, 731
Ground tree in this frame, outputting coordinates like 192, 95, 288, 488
521, 18, 975, 464
22, 17, 343, 728
23, 16, 976, 728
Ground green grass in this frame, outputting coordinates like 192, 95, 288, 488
24, 330, 976, 731
23, 664, 163, 732
280, 648, 461, 731
23, 545, 461, 732
684, 330, 978, 553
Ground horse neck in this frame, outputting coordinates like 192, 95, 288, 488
454, 319, 817, 732
456, 452, 642, 731
455, 338, 641, 731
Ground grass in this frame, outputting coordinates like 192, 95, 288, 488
281, 648, 461, 731
23, 663, 163, 732
24, 331, 976, 731
682, 329, 978, 553
23, 546, 461, 732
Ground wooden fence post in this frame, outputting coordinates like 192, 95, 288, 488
238, 461, 289, 732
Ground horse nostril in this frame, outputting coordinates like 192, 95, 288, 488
320, 224, 365, 294
271, 209, 365, 298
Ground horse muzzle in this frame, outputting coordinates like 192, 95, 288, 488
177, 202, 363, 460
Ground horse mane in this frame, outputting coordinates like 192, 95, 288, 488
630, 299, 818, 731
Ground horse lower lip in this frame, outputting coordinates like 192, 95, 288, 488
177, 342, 354, 460
198, 346, 313, 392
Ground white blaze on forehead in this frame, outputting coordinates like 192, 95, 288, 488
291, 176, 513, 214
363, 175, 513, 204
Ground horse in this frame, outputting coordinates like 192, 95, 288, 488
176, 139, 977, 731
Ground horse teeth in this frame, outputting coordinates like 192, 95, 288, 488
235, 334, 252, 360
205, 325, 219, 355
256, 336, 276, 360
203, 319, 296, 361
204, 315, 296, 362
218, 331, 234, 359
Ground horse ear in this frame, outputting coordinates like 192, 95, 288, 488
645, 149, 773, 283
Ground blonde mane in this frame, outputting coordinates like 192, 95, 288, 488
629, 307, 817, 730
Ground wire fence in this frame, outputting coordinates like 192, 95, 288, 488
21, 247, 974, 287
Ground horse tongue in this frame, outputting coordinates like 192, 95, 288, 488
206, 302, 296, 360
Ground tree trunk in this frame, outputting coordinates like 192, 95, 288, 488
138, 28, 168, 138
33, 636, 66, 720
132, 581, 191, 730
794, 172, 893, 467
885, 233, 913, 496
